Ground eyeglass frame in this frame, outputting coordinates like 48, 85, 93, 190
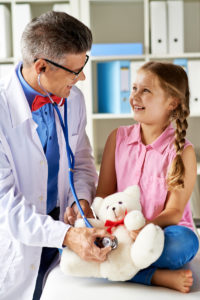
34, 54, 89, 77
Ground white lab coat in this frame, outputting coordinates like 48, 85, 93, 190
0, 67, 97, 300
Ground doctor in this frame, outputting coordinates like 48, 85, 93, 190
0, 11, 111, 300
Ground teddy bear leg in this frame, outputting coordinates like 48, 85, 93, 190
60, 248, 101, 278
130, 223, 164, 269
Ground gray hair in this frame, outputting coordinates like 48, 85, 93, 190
21, 11, 92, 66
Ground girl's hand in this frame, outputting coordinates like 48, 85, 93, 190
129, 220, 149, 241
129, 228, 143, 241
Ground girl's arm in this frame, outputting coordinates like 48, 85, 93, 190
150, 145, 197, 228
96, 129, 118, 198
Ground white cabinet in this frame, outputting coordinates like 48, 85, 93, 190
0, 0, 200, 221
78, 0, 200, 222
0, 0, 79, 62
79, 0, 200, 161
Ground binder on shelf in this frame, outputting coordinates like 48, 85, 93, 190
187, 60, 200, 116
53, 3, 71, 14
173, 58, 188, 73
0, 5, 11, 59
97, 61, 131, 114
91, 43, 143, 56
168, 0, 184, 54
13, 4, 32, 59
130, 61, 144, 89
150, 1, 167, 55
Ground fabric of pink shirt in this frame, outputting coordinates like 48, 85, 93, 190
115, 123, 194, 230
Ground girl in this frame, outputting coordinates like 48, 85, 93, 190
96, 61, 199, 293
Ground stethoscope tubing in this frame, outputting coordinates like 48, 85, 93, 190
54, 102, 93, 228
36, 74, 119, 249
37, 72, 92, 228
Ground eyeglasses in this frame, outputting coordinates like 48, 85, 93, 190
34, 54, 89, 78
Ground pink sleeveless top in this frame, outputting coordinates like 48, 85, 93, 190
115, 123, 194, 230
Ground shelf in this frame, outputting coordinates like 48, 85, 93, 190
90, 53, 200, 62
90, 0, 140, 2
91, 55, 146, 62
0, 57, 15, 63
149, 53, 200, 60
14, 0, 68, 3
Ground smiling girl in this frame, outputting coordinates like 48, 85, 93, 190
96, 61, 199, 293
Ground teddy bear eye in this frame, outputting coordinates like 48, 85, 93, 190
118, 201, 122, 204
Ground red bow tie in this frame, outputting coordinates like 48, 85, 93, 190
104, 210, 127, 234
105, 218, 125, 234
31, 95, 65, 112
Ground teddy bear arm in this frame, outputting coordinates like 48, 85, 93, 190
124, 210, 146, 231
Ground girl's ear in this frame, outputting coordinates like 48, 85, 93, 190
168, 97, 179, 111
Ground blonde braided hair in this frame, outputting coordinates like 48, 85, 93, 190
140, 62, 190, 190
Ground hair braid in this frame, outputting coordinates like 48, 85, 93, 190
167, 101, 190, 190
140, 61, 190, 190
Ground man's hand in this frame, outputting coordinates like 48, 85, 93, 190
64, 199, 94, 225
63, 227, 113, 262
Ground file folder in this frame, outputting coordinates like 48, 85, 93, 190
0, 5, 11, 59
13, 4, 32, 59
97, 61, 131, 114
150, 1, 168, 54
91, 43, 143, 56
168, 0, 184, 54
187, 60, 200, 116
173, 58, 188, 73
130, 61, 144, 89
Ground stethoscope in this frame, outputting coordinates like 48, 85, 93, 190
38, 73, 117, 249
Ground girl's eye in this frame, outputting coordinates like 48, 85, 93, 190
132, 86, 137, 91
143, 88, 150, 93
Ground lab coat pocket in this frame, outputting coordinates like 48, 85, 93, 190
69, 134, 79, 155
0, 235, 15, 295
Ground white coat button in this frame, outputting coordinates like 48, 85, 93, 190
30, 264, 36, 271
39, 195, 44, 202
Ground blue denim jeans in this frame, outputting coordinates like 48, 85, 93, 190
129, 225, 199, 286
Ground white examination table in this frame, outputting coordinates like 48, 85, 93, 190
41, 248, 200, 300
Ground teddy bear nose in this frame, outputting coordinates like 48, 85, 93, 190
112, 207, 116, 211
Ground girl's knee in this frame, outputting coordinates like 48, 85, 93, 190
156, 226, 199, 269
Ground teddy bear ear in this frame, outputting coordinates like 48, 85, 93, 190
124, 185, 140, 197
91, 197, 103, 216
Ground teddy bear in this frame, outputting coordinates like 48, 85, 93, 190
60, 185, 164, 281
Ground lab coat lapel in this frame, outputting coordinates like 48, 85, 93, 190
5, 69, 46, 156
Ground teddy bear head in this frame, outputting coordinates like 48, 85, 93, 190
92, 185, 141, 223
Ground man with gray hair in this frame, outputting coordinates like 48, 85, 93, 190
0, 11, 111, 300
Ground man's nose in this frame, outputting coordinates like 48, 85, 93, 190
76, 70, 86, 81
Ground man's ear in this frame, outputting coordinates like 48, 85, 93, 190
34, 59, 48, 74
